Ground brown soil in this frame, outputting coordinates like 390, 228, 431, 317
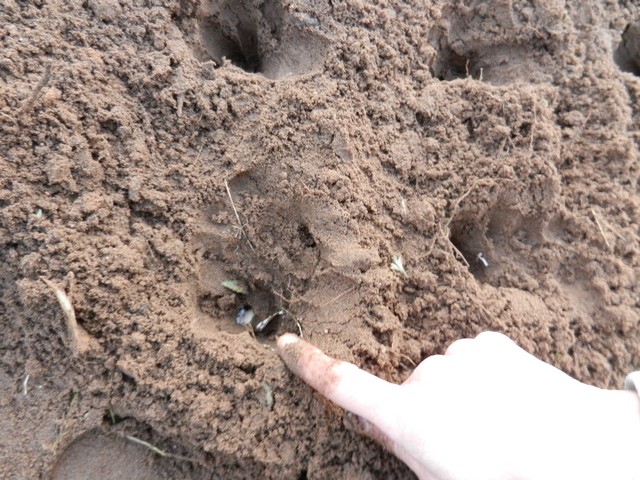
1, 0, 640, 478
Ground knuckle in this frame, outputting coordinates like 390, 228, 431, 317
476, 331, 510, 344
409, 353, 447, 380
444, 337, 473, 356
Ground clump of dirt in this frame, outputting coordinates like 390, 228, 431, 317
1, 0, 639, 478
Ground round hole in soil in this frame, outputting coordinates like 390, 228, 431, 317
614, 22, 640, 76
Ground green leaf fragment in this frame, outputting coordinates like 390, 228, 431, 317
222, 279, 248, 295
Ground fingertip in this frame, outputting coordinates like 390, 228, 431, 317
276, 333, 299, 367
277, 333, 299, 350
276, 336, 400, 433
475, 331, 521, 353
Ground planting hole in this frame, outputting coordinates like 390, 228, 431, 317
614, 22, 640, 76
198, 0, 329, 80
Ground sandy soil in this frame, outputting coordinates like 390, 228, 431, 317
1, 0, 640, 478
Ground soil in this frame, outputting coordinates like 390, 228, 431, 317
1, 0, 640, 478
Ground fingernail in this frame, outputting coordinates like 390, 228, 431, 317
277, 333, 299, 349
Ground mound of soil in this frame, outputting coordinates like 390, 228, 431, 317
1, 0, 639, 478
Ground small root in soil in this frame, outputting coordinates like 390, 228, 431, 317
40, 277, 95, 356
124, 435, 195, 464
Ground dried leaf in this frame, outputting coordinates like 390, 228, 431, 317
390, 255, 408, 277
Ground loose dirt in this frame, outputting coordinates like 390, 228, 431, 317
1, 0, 639, 478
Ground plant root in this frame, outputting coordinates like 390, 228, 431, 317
41, 276, 96, 356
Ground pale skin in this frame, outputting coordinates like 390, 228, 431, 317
277, 331, 640, 480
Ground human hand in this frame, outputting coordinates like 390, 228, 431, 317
277, 332, 640, 480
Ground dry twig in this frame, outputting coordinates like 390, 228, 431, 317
397, 352, 416, 368
448, 241, 471, 268
443, 185, 476, 231
224, 179, 255, 252
320, 286, 357, 308
530, 106, 537, 152
282, 310, 303, 338
440, 184, 477, 268
18, 63, 52, 119
591, 209, 613, 252
125, 435, 195, 463
22, 374, 29, 397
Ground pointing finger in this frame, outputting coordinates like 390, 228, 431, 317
278, 335, 437, 480
277, 334, 400, 431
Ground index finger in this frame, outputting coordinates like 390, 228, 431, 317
277, 334, 400, 431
